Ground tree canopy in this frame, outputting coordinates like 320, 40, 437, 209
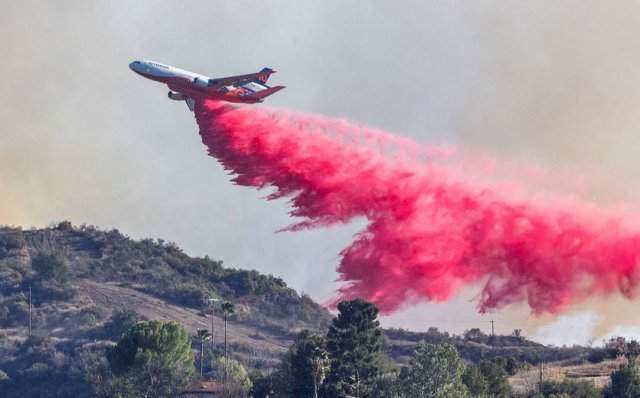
402, 342, 469, 398
324, 299, 384, 398
283, 330, 329, 398
106, 320, 194, 397
606, 361, 640, 398
214, 357, 252, 398
31, 253, 68, 283
478, 360, 511, 398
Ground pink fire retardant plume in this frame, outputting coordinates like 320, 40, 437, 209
195, 100, 640, 315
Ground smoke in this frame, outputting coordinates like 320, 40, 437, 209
196, 100, 640, 315
533, 312, 600, 346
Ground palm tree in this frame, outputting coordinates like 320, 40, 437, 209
197, 328, 211, 378
221, 302, 235, 386
221, 301, 235, 360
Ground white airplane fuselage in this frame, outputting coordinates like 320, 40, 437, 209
129, 60, 284, 108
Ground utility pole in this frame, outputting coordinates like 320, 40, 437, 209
206, 298, 220, 351
197, 329, 211, 378
490, 319, 495, 337
200, 336, 205, 378
223, 311, 227, 387
224, 312, 227, 360
28, 284, 32, 337
538, 361, 544, 391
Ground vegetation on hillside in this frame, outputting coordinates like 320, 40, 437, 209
255, 298, 516, 398
384, 326, 596, 367
0, 222, 330, 397
1, 222, 638, 397
0, 222, 331, 334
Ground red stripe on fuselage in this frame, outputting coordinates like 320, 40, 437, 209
136, 71, 260, 104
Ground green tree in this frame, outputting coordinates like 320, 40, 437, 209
213, 357, 252, 398
87, 362, 137, 398
370, 373, 404, 398
606, 337, 627, 359
324, 299, 384, 398
462, 364, 489, 397
55, 221, 73, 231
587, 348, 609, 364
197, 329, 211, 378
250, 372, 276, 398
494, 356, 521, 376
464, 328, 488, 343
627, 340, 640, 362
478, 360, 511, 398
283, 330, 329, 398
106, 320, 195, 398
31, 254, 68, 283
402, 342, 469, 398
533, 380, 601, 398
606, 361, 640, 398
101, 308, 140, 340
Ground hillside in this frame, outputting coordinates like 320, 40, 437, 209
0, 223, 331, 369
0, 222, 614, 396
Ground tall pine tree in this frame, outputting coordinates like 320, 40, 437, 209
324, 299, 384, 398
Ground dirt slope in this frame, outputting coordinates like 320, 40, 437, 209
76, 279, 289, 364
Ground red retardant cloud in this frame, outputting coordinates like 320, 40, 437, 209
195, 100, 640, 315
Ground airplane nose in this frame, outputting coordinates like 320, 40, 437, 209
129, 61, 141, 72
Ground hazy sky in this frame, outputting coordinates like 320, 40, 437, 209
3, 1, 640, 344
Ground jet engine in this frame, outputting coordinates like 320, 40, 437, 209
193, 77, 209, 88
168, 91, 187, 101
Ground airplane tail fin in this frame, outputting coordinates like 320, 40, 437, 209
256, 67, 276, 84
250, 85, 285, 101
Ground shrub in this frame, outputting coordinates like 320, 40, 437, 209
101, 308, 140, 340
535, 379, 601, 398
55, 221, 73, 231
0, 294, 28, 327
587, 348, 609, 364
172, 284, 207, 308
605, 362, 640, 398
31, 254, 69, 283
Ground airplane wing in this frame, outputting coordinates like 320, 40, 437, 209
207, 68, 276, 89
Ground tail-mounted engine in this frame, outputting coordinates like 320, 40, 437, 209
168, 91, 187, 101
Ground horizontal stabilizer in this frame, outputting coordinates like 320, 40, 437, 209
208, 67, 278, 88
250, 85, 285, 100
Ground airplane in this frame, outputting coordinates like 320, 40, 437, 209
129, 60, 285, 111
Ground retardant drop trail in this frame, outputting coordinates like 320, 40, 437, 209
195, 100, 640, 315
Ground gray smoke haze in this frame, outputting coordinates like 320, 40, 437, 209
3, 1, 640, 342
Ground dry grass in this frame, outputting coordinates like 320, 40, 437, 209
75, 279, 290, 364
509, 358, 625, 394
